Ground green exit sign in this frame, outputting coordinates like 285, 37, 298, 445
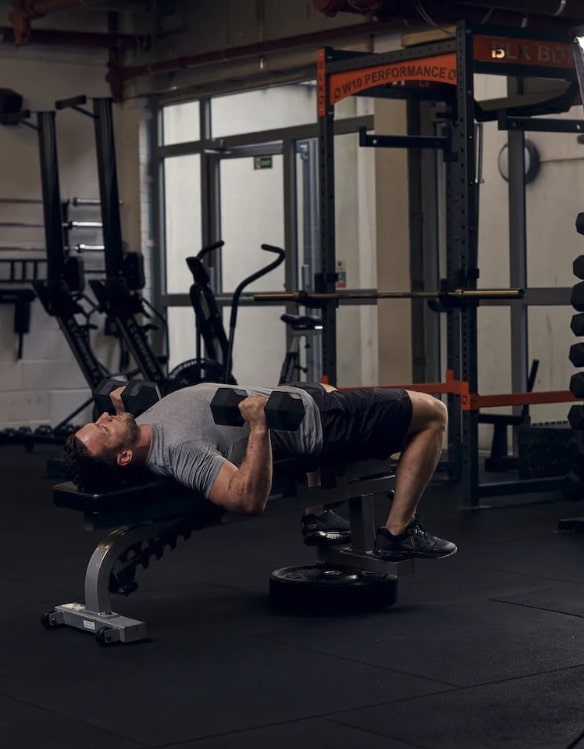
254, 156, 273, 170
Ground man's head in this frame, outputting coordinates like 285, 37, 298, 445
63, 411, 141, 492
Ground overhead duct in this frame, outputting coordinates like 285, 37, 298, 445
311, 0, 584, 26
9, 0, 108, 45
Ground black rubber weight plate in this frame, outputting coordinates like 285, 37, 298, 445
269, 564, 398, 614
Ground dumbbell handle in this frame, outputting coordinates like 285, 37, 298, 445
210, 387, 304, 431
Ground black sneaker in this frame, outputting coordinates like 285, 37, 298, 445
301, 509, 351, 547
374, 517, 457, 561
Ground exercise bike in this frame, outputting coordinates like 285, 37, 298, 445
168, 242, 286, 388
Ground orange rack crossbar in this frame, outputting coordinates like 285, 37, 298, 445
333, 370, 470, 397
464, 390, 577, 411
328, 372, 577, 412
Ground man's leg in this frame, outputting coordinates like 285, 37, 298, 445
384, 391, 446, 534
375, 390, 456, 560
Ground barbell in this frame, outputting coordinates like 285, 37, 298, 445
253, 288, 524, 308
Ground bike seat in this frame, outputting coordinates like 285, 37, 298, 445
280, 313, 322, 331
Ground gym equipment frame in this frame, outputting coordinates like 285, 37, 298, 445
55, 95, 169, 386
315, 21, 581, 509
45, 459, 409, 644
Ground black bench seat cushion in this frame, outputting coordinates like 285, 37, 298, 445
53, 477, 195, 513
52, 458, 395, 515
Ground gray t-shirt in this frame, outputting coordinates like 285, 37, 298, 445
136, 383, 323, 497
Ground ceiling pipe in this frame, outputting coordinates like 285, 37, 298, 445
312, 0, 385, 15
0, 24, 150, 49
114, 18, 423, 83
9, 0, 108, 45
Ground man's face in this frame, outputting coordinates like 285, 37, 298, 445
76, 411, 139, 463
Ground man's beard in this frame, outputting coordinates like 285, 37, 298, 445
121, 412, 139, 445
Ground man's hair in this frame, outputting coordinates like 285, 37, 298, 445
62, 434, 126, 492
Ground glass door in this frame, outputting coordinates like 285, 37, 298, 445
217, 147, 288, 386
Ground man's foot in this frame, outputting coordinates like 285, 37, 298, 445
374, 517, 457, 560
301, 509, 351, 547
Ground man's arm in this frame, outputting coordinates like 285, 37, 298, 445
207, 396, 273, 515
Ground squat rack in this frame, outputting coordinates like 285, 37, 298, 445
316, 21, 579, 508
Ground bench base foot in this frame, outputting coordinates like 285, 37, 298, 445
42, 603, 147, 645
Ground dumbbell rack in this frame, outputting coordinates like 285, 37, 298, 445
559, 214, 584, 519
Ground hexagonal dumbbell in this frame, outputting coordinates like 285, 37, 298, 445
576, 212, 584, 237
574, 255, 584, 280
571, 282, 584, 312
571, 313, 584, 337
570, 372, 584, 399
94, 377, 161, 417
210, 387, 305, 431
568, 404, 584, 431
264, 390, 305, 430
210, 388, 247, 427
569, 343, 584, 368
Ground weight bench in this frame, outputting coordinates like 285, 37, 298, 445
44, 458, 413, 645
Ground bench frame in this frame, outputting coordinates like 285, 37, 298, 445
45, 459, 413, 644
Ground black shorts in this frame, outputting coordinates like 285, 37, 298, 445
293, 383, 413, 461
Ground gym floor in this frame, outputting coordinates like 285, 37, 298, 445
2, 444, 584, 749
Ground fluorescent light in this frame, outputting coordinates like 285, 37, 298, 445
571, 26, 584, 110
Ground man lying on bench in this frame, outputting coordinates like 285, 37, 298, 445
62, 381, 457, 561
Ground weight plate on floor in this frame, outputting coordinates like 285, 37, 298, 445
269, 564, 397, 613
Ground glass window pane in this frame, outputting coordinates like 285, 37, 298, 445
166, 307, 197, 372
212, 84, 316, 138
223, 306, 287, 386
219, 154, 285, 384
164, 154, 202, 294
162, 101, 200, 146
220, 156, 284, 292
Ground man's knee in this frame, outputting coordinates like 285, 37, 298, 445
406, 391, 447, 434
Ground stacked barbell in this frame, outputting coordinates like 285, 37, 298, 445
565, 214, 584, 499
